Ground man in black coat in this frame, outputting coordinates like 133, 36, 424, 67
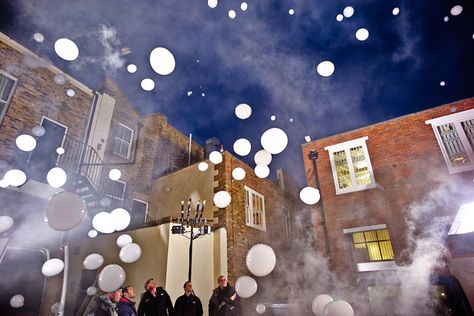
137, 278, 174, 316
208, 276, 240, 316
174, 281, 203, 316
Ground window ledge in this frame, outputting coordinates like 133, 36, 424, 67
357, 261, 397, 272
336, 182, 377, 195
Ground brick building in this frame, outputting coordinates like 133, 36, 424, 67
302, 97, 474, 315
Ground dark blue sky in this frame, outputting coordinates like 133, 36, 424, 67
1, 0, 473, 185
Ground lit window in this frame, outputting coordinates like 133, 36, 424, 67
325, 136, 376, 194
352, 229, 394, 262
244, 186, 266, 231
426, 108, 474, 173
0, 70, 18, 126
113, 123, 134, 158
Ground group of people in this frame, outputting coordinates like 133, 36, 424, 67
88, 275, 240, 316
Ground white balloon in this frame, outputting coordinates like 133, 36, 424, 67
83, 253, 104, 270
312, 294, 333, 316
0, 216, 14, 233
299, 187, 321, 205
233, 138, 251, 156
98, 264, 126, 292
53, 73, 67, 85
66, 88, 76, 97
213, 191, 231, 208
355, 28, 369, 41
33, 32, 45, 43
228, 10, 237, 19
208, 0, 218, 9
56, 147, 65, 155
317, 61, 335, 77
254, 165, 270, 179
246, 244, 276, 277
117, 234, 133, 248
111, 208, 131, 231
198, 162, 209, 171
47, 167, 67, 188
119, 243, 142, 263
92, 212, 115, 234
51, 302, 64, 314
322, 300, 354, 316
4, 169, 27, 187
241, 2, 248, 11
150, 47, 176, 75
289, 9, 295, 15
32, 125, 46, 136
0, 178, 8, 188
232, 167, 246, 180
54, 38, 79, 61
235, 276, 258, 298
15, 134, 37, 151
260, 128, 288, 154
336, 14, 344, 22
209, 151, 223, 164
10, 294, 24, 308
343, 6, 354, 18
254, 150, 272, 166
88, 230, 98, 238
450, 5, 463, 16
127, 64, 137, 73
86, 286, 97, 296
235, 103, 252, 119
42, 258, 65, 277
392, 7, 400, 16
141, 78, 155, 91
256, 303, 266, 314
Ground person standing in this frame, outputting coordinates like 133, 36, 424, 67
137, 278, 174, 316
174, 281, 203, 316
91, 288, 122, 316
208, 276, 240, 316
117, 286, 137, 316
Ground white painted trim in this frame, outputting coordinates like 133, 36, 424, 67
425, 108, 474, 125
357, 261, 397, 272
343, 224, 387, 234
113, 122, 134, 159
0, 69, 18, 124
133, 198, 149, 223
244, 185, 266, 231
324, 136, 369, 152
40, 116, 68, 165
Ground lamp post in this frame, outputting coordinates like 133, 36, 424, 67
171, 199, 212, 281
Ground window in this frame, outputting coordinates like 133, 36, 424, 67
426, 108, 474, 173
0, 70, 18, 125
113, 123, 134, 158
325, 136, 376, 195
244, 186, 266, 231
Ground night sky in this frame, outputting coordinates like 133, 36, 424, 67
1, 0, 473, 185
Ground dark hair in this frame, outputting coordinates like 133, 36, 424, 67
121, 285, 132, 295
183, 280, 191, 288
144, 278, 154, 290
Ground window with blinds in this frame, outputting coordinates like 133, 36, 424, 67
352, 229, 394, 262
0, 70, 17, 126
113, 123, 134, 158
244, 186, 266, 231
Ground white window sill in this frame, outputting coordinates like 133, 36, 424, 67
357, 261, 397, 272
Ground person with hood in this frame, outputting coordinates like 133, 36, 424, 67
117, 285, 137, 316
137, 278, 174, 316
208, 276, 240, 316
174, 281, 203, 316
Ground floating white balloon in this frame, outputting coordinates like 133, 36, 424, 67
232, 167, 246, 181
254, 150, 272, 166
241, 2, 248, 11
0, 178, 8, 188
117, 234, 133, 248
450, 5, 463, 16
127, 64, 137, 73
392, 7, 400, 16
343, 6, 354, 18
235, 103, 252, 119
4, 169, 27, 187
246, 244, 276, 277
109, 168, 121, 181
141, 78, 155, 91
213, 190, 232, 208
92, 212, 115, 234
42, 258, 65, 277
208, 0, 218, 9
86, 286, 97, 296
289, 9, 295, 15
233, 138, 251, 156
440, 81, 446, 86
98, 264, 126, 292
270, 115, 276, 121
299, 187, 321, 205
51, 302, 64, 314
198, 162, 209, 171
444, 16, 449, 22
150, 47, 176, 75
355, 28, 369, 41
45, 191, 86, 231
228, 10, 237, 19
99, 197, 112, 208
187, 91, 192, 96
235, 276, 258, 298
254, 165, 270, 178
312, 294, 333, 316
33, 32, 45, 43
0, 216, 14, 233
316, 61, 335, 77
83, 253, 105, 270
119, 242, 142, 263
322, 300, 354, 316
209, 151, 223, 164
261, 128, 288, 154
56, 147, 65, 155
47, 167, 67, 188
111, 208, 131, 231
54, 38, 79, 61
336, 14, 343, 22
15, 134, 36, 152
32, 125, 46, 136
10, 294, 24, 308
66, 88, 75, 97
256, 304, 266, 314
88, 229, 98, 238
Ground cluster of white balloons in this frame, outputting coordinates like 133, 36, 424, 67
92, 208, 131, 233
312, 294, 353, 316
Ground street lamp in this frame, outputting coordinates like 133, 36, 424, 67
171, 199, 212, 281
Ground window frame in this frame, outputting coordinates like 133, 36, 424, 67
324, 136, 376, 195
113, 123, 134, 159
244, 185, 266, 231
0, 69, 18, 126
425, 108, 474, 174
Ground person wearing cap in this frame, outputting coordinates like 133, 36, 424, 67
208, 276, 240, 316
93, 287, 122, 316
174, 281, 203, 316
137, 278, 174, 316
117, 285, 137, 316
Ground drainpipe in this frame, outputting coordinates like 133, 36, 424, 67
58, 245, 69, 316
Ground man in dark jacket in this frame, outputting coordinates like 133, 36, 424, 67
92, 288, 122, 316
174, 281, 203, 316
208, 276, 240, 316
117, 286, 137, 316
137, 278, 174, 316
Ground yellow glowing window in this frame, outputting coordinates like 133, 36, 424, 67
352, 229, 394, 261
